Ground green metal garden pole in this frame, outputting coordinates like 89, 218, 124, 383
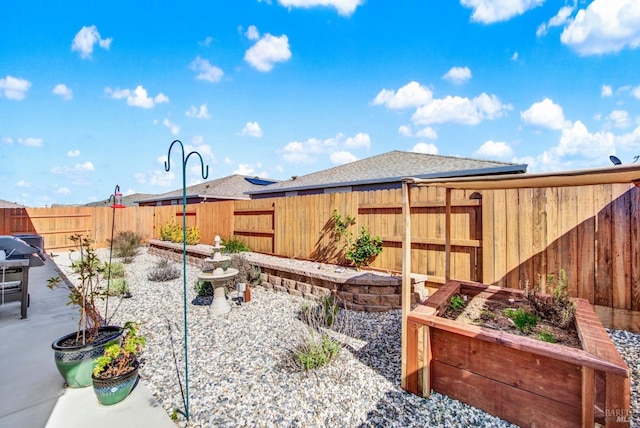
165, 140, 208, 420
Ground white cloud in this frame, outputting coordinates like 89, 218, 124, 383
608, 110, 632, 129
16, 180, 30, 188
521, 98, 571, 130
18, 137, 44, 147
50, 162, 95, 185
561, 0, 640, 56
244, 33, 291, 72
345, 132, 370, 148
192, 135, 204, 145
330, 151, 358, 165
601, 84, 613, 97
2, 137, 14, 144
105, 85, 168, 109
528, 121, 630, 171
224, 157, 232, 164
0, 76, 31, 100
537, 5, 576, 37
474, 140, 514, 158
240, 121, 263, 138
412, 93, 511, 125
53, 83, 73, 100
163, 118, 180, 135
135, 170, 176, 187
280, 132, 369, 164
246, 25, 260, 40
56, 187, 71, 195
411, 142, 438, 155
235, 164, 254, 175
460, 0, 544, 24
71, 25, 112, 59
416, 127, 438, 139
372, 81, 433, 110
512, 52, 519, 61
398, 125, 412, 137
185, 104, 211, 119
442, 66, 472, 85
190, 56, 224, 82
278, 0, 363, 16
632, 86, 640, 100
198, 36, 213, 47
67, 149, 80, 157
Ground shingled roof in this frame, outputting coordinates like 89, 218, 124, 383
0, 199, 25, 208
247, 150, 526, 196
136, 174, 279, 204
85, 193, 157, 207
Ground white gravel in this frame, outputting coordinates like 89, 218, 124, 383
53, 247, 639, 427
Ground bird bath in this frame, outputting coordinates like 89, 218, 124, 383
198, 235, 238, 316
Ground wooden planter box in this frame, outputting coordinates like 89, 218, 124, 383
406, 280, 631, 428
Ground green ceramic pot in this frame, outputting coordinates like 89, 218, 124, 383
92, 360, 139, 405
51, 326, 123, 388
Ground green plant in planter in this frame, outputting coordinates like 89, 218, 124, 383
93, 321, 145, 378
449, 295, 466, 312
92, 321, 146, 405
48, 234, 105, 344
331, 209, 383, 269
221, 236, 251, 253
160, 221, 180, 242
505, 307, 538, 332
49, 234, 124, 388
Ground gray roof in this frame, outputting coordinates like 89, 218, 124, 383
85, 193, 157, 207
0, 199, 24, 208
136, 174, 279, 203
248, 150, 527, 195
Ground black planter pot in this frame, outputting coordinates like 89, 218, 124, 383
51, 325, 123, 388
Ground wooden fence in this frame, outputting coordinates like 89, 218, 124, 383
2, 182, 639, 330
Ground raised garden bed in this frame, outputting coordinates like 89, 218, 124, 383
406, 280, 631, 427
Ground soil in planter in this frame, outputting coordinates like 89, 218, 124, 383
58, 329, 121, 348
443, 296, 582, 349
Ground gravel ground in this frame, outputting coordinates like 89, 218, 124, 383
53, 248, 639, 427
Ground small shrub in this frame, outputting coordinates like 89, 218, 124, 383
301, 296, 339, 327
505, 307, 538, 332
160, 221, 180, 241
185, 226, 200, 245
449, 295, 466, 312
331, 210, 383, 269
147, 258, 181, 282
295, 333, 340, 371
103, 261, 125, 279
525, 269, 576, 329
110, 231, 143, 264
222, 255, 261, 289
221, 236, 251, 253
194, 279, 213, 297
168, 225, 200, 245
106, 278, 130, 297
538, 329, 556, 343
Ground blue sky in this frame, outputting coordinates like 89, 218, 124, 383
2, 0, 640, 207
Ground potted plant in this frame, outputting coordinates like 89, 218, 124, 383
49, 234, 123, 388
92, 321, 145, 405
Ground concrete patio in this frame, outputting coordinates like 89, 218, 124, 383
0, 253, 174, 428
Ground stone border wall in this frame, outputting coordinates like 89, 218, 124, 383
148, 240, 420, 312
